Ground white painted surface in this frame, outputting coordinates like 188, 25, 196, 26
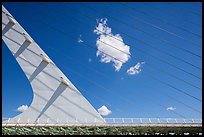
2, 5, 105, 125
2, 118, 202, 127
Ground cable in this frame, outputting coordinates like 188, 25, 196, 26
76, 86, 127, 116
46, 3, 201, 80
39, 37, 201, 114
104, 2, 201, 48
164, 93, 201, 114
38, 9, 201, 91
144, 3, 202, 27
49, 52, 187, 118
35, 17, 201, 102
54, 3, 202, 79
5, 4, 201, 114
40, 4, 202, 81
58, 4, 202, 60
40, 41, 190, 118
39, 35, 190, 118
167, 2, 202, 16
25, 21, 200, 114
79, 3, 202, 70
120, 2, 202, 38
3, 7, 202, 90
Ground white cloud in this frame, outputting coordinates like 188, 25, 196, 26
127, 61, 145, 75
77, 34, 83, 43
94, 18, 131, 71
141, 61, 145, 64
98, 105, 112, 116
17, 105, 28, 112
166, 106, 176, 111
88, 58, 92, 62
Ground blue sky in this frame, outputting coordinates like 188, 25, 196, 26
2, 2, 202, 119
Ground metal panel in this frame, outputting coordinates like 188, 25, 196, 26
2, 5, 105, 125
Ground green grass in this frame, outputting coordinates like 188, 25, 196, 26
2, 126, 202, 135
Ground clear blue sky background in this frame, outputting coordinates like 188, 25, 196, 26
2, 2, 202, 119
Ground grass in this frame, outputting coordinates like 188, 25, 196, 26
2, 126, 202, 135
